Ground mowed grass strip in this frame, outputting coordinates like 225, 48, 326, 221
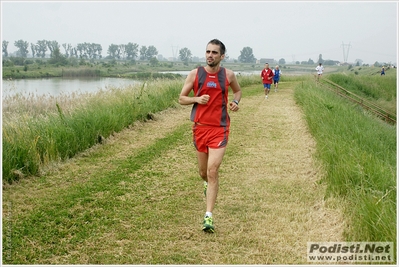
3, 80, 343, 264
3, 121, 201, 264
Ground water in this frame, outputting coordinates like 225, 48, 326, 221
2, 77, 142, 98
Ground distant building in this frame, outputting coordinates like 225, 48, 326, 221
259, 58, 275, 64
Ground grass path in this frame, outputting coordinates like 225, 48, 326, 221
2, 82, 345, 264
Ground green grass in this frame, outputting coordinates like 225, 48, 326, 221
2, 122, 194, 264
294, 77, 396, 246
325, 70, 397, 114
2, 78, 185, 183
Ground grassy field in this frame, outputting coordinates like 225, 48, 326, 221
325, 67, 397, 114
2, 78, 187, 183
3, 80, 346, 264
2, 70, 397, 264
294, 74, 396, 244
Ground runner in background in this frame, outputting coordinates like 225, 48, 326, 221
261, 63, 274, 99
272, 65, 282, 92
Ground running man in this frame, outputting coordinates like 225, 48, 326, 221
316, 63, 324, 80
261, 63, 274, 99
179, 39, 242, 233
381, 67, 385, 75
272, 65, 282, 92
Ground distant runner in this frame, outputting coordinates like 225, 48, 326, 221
261, 63, 274, 99
315, 63, 324, 80
272, 65, 282, 92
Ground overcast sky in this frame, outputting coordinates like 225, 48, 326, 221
1, 0, 397, 65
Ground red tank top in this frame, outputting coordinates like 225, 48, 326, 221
190, 67, 230, 127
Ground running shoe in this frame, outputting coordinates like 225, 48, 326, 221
203, 216, 214, 233
204, 181, 208, 197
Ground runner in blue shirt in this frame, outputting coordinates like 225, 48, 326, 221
272, 65, 282, 92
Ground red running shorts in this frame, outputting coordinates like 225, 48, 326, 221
192, 124, 229, 153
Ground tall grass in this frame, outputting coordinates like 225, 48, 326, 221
2, 78, 184, 183
294, 77, 396, 245
326, 71, 397, 114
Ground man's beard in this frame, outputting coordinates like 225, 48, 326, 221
207, 60, 217, 67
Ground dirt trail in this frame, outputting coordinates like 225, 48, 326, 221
218, 83, 346, 263
3, 82, 345, 264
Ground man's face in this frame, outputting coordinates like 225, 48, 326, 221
265, 64, 269, 69
206, 43, 224, 67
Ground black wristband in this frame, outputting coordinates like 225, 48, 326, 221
233, 100, 239, 105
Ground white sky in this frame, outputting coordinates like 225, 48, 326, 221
1, 0, 398, 64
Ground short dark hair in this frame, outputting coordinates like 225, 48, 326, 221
208, 39, 226, 55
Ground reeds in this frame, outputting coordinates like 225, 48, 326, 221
2, 78, 184, 183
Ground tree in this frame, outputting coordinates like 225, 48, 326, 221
140, 45, 158, 60
94, 43, 102, 59
36, 40, 48, 58
238, 47, 255, 63
278, 58, 286, 65
149, 57, 159, 67
77, 43, 85, 58
2, 40, 9, 57
62, 43, 72, 58
146, 45, 158, 60
179, 47, 192, 65
139, 46, 147, 60
14, 39, 29, 57
307, 58, 314, 65
107, 44, 120, 59
30, 43, 36, 58
119, 44, 126, 59
46, 40, 59, 57
48, 47, 68, 66
125, 42, 139, 59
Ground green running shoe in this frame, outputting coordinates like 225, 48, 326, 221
204, 181, 208, 197
202, 216, 214, 233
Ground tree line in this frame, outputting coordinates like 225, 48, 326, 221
2, 40, 161, 61
2, 39, 269, 64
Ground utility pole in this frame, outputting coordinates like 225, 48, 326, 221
341, 42, 351, 63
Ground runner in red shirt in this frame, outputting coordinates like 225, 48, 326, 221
179, 39, 242, 233
261, 63, 274, 99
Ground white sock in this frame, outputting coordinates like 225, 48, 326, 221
205, 212, 212, 218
